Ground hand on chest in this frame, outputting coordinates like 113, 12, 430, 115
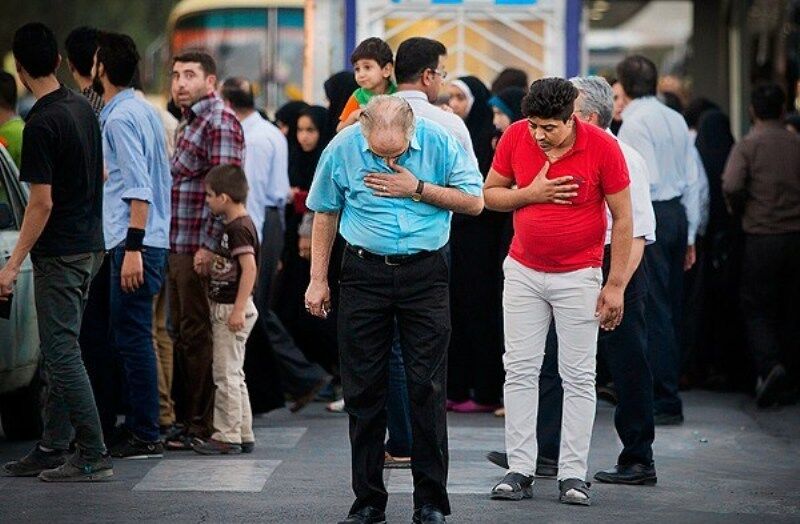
513, 152, 600, 205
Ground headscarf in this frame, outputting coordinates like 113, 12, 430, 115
275, 100, 310, 161
323, 71, 359, 136
291, 105, 332, 190
695, 109, 735, 235
455, 76, 495, 177
489, 86, 525, 123
449, 79, 475, 115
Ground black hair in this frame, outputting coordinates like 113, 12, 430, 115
172, 50, 216, 76
661, 91, 684, 114
96, 32, 140, 88
351, 37, 393, 67
0, 72, 17, 111
490, 68, 528, 94
12, 23, 59, 79
206, 164, 248, 204
394, 37, 447, 85
521, 77, 578, 122
750, 83, 785, 120
65, 26, 99, 77
616, 55, 658, 99
221, 77, 255, 110
684, 97, 720, 129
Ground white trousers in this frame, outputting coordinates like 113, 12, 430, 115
502, 257, 602, 481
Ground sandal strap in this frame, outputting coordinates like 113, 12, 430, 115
494, 472, 533, 491
559, 478, 591, 496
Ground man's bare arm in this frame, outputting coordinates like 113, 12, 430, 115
605, 188, 634, 289
305, 211, 339, 318
484, 165, 578, 212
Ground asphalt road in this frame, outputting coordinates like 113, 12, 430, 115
1, 390, 799, 523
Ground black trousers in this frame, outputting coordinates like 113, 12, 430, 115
538, 248, 655, 466
740, 232, 800, 379
646, 198, 687, 416
338, 246, 451, 515
447, 213, 505, 405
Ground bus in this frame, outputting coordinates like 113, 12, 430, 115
167, 0, 305, 111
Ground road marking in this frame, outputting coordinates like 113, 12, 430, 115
252, 427, 308, 449
387, 461, 510, 495
133, 459, 281, 492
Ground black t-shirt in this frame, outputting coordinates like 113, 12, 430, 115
208, 216, 260, 304
20, 85, 104, 257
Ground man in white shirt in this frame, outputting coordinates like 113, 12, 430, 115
393, 37, 478, 169
486, 75, 658, 487
616, 55, 698, 426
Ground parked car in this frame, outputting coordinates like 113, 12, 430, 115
0, 143, 42, 440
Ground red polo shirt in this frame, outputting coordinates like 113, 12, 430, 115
492, 118, 629, 273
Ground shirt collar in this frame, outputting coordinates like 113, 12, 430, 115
99, 88, 135, 123
394, 90, 429, 103
569, 116, 588, 153
187, 92, 219, 121
26, 84, 68, 121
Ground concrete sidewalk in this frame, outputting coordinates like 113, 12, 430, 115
1, 390, 798, 523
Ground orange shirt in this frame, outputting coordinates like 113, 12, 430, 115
339, 94, 361, 122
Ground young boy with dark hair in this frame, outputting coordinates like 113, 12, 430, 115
336, 37, 396, 132
193, 164, 260, 455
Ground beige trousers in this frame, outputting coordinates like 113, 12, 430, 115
210, 298, 258, 444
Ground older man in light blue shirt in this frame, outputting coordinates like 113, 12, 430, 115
96, 33, 171, 456
616, 55, 696, 426
305, 95, 481, 524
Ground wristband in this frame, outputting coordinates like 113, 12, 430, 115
125, 228, 145, 251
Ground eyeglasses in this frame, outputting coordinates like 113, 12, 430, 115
430, 68, 448, 80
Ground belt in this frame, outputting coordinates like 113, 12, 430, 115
346, 244, 437, 266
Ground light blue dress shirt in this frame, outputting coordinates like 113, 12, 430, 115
619, 96, 700, 243
100, 88, 171, 250
307, 117, 483, 255
241, 112, 290, 241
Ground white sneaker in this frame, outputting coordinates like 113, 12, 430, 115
326, 399, 345, 413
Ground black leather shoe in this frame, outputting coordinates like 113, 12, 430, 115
337, 506, 386, 524
486, 451, 558, 478
412, 505, 446, 524
594, 463, 657, 485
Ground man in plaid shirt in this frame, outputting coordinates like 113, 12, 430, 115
166, 51, 245, 448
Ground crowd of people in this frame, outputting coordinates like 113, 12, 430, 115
0, 19, 798, 524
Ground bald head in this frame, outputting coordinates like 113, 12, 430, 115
360, 95, 415, 160
221, 76, 255, 110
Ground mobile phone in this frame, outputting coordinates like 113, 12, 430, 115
0, 293, 13, 320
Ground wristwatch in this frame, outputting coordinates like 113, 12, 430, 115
411, 180, 425, 202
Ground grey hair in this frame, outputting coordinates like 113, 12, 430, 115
569, 76, 614, 129
359, 95, 416, 140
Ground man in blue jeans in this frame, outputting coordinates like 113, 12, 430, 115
93, 32, 171, 458
1, 23, 111, 481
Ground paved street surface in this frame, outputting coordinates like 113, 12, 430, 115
1, 390, 799, 523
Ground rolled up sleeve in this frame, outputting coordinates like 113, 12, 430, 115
106, 118, 153, 203
444, 135, 483, 196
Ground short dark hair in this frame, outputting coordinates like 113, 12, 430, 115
660, 91, 684, 114
491, 68, 528, 94
172, 50, 216, 77
394, 37, 447, 85
0, 72, 17, 111
206, 164, 248, 204
220, 77, 255, 110
96, 32, 140, 88
522, 77, 579, 122
351, 37, 393, 68
751, 83, 785, 120
65, 26, 99, 77
12, 23, 59, 78
616, 55, 658, 99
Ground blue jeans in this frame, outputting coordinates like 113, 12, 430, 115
109, 246, 168, 442
386, 328, 412, 457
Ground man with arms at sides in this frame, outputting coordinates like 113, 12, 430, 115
1, 23, 110, 481
484, 78, 632, 506
305, 96, 483, 524
616, 55, 700, 426
93, 32, 172, 459
166, 51, 245, 449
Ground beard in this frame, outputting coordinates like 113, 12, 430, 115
91, 72, 104, 96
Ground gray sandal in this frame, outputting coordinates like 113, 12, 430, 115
559, 478, 592, 506
491, 472, 534, 501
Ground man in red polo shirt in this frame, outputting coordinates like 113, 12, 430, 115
484, 77, 632, 506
